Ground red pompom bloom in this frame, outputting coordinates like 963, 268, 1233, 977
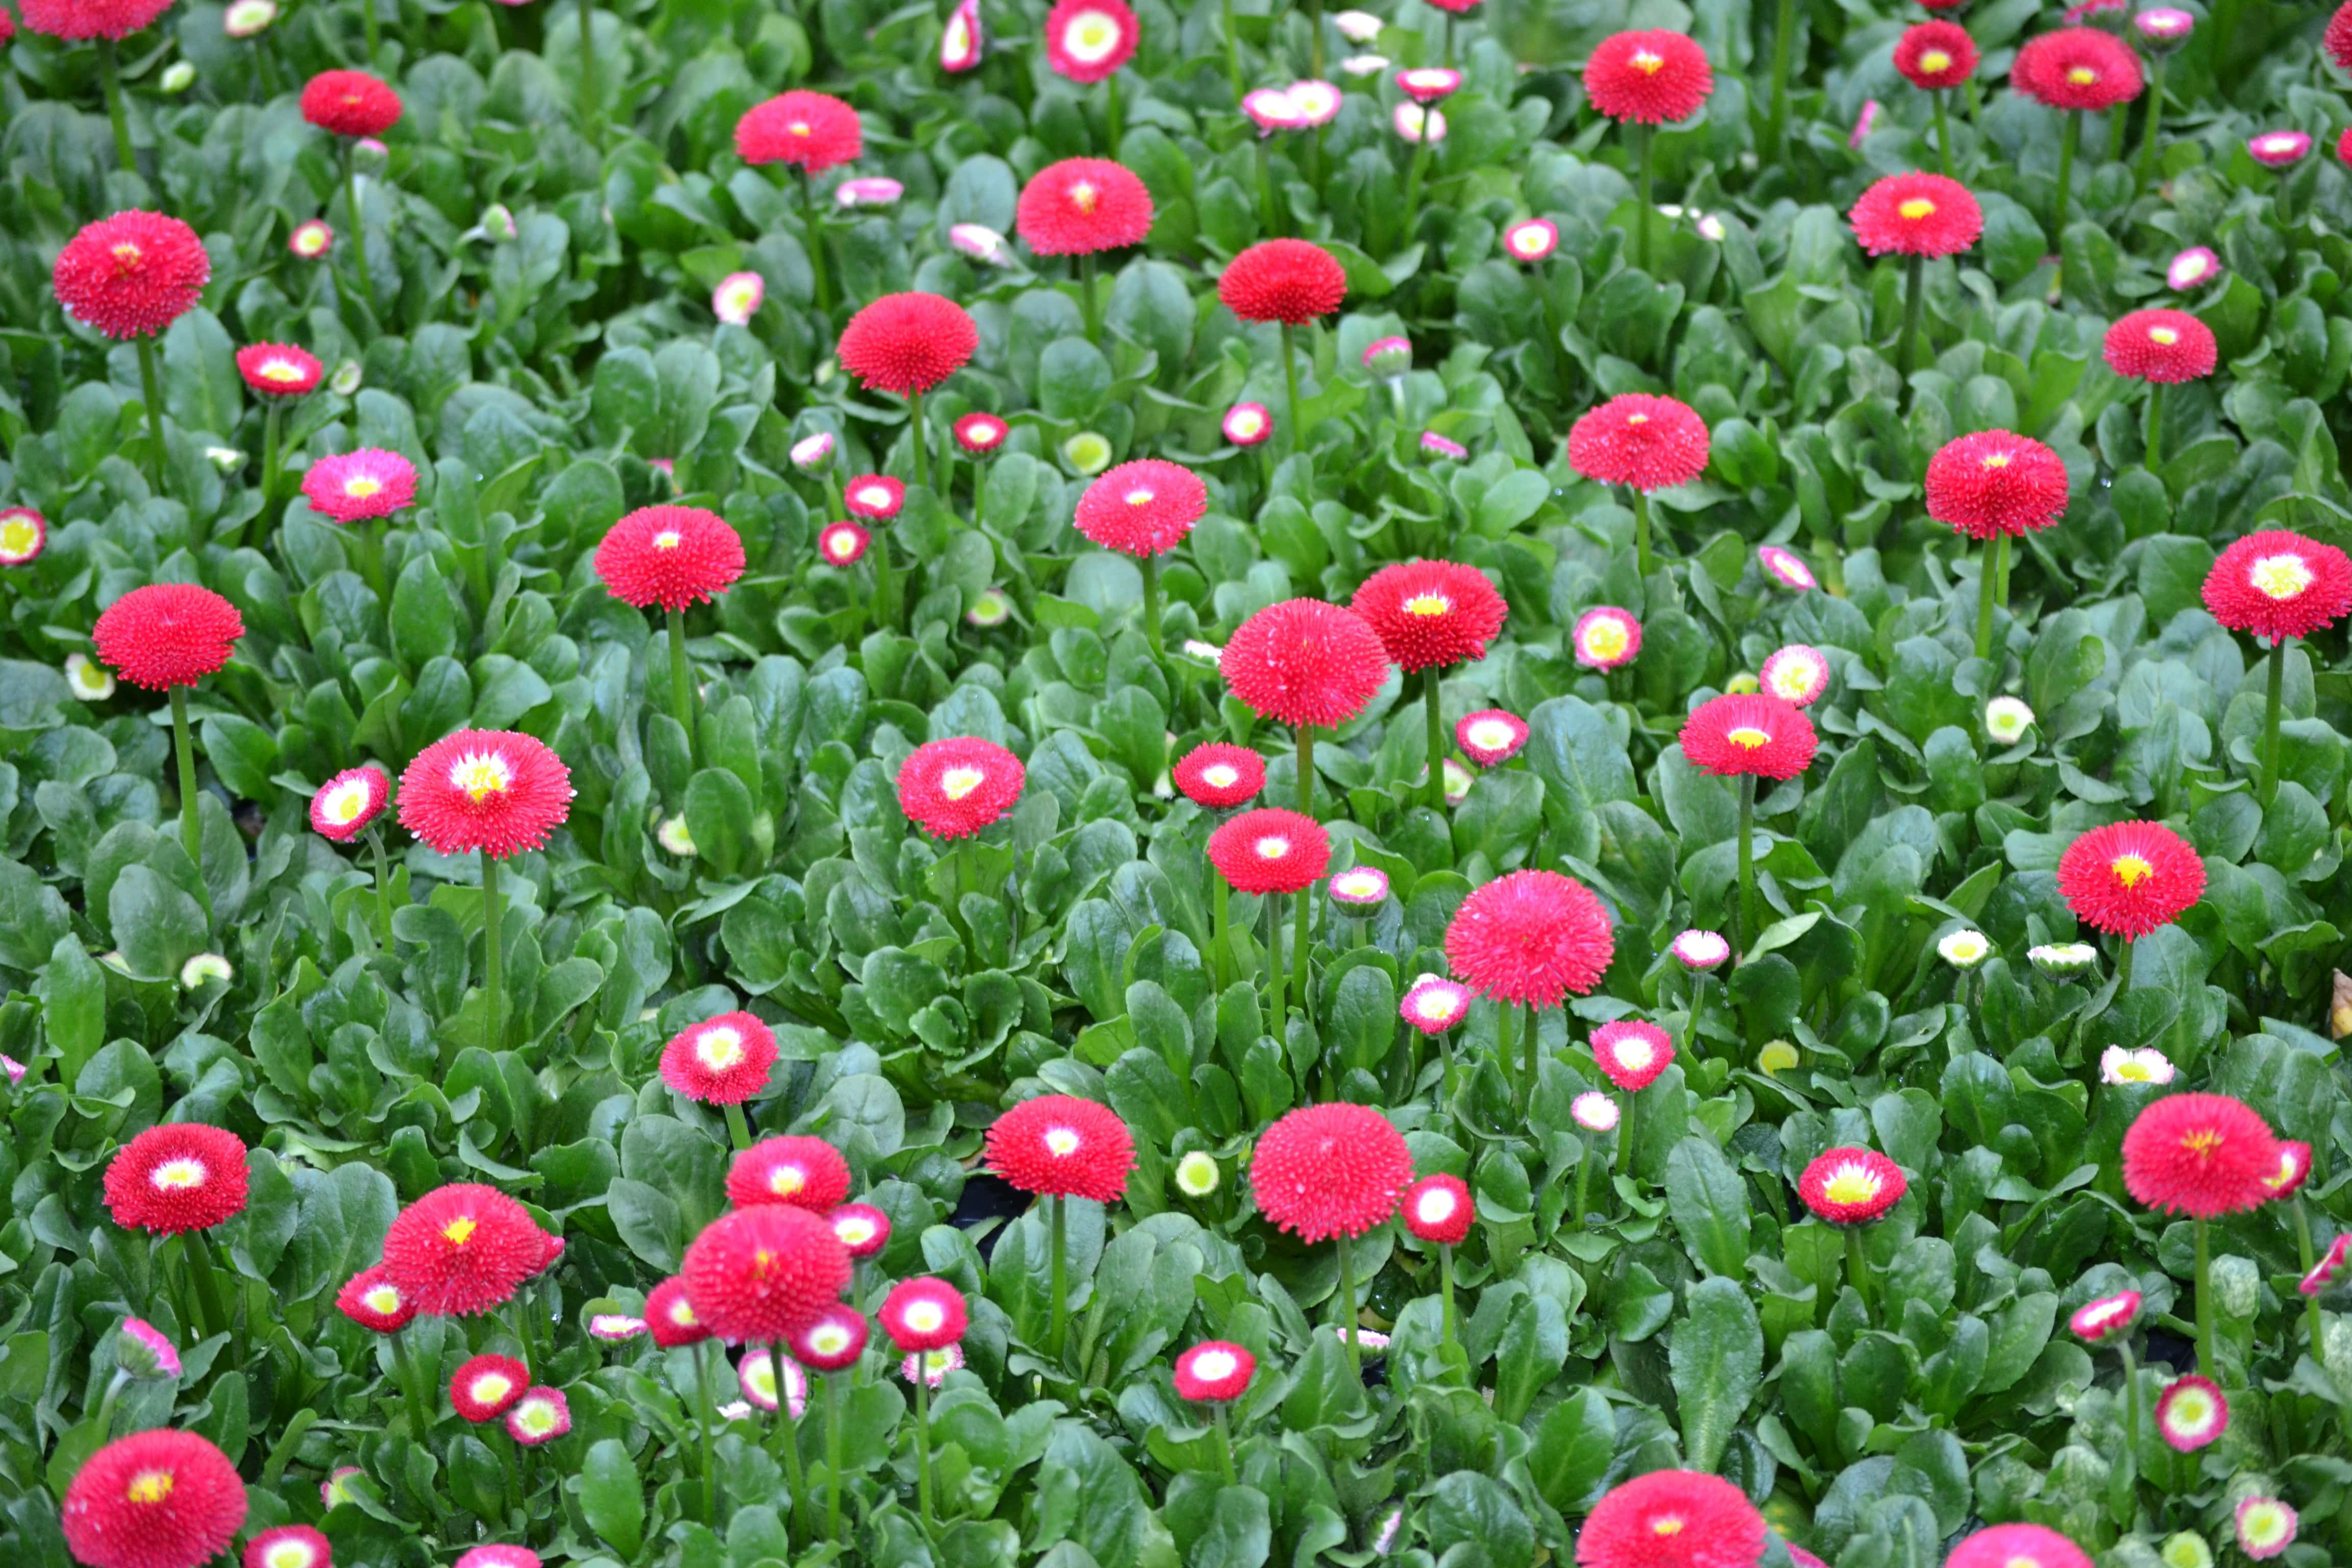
1016, 158, 1154, 256
897, 736, 1024, 840
300, 70, 402, 137
1217, 239, 1348, 326
1797, 1147, 1907, 1224
735, 91, 862, 173
310, 764, 390, 842
244, 1526, 330, 1568
448, 1353, 528, 1422
595, 505, 745, 610
2103, 308, 2217, 383
103, 1123, 249, 1234
1219, 598, 1390, 729
986, 1094, 1136, 1202
2069, 1289, 2141, 1342
1173, 742, 1266, 807
1208, 807, 1331, 895
2014, 27, 2142, 112
1924, 430, 2069, 540
1592, 1020, 1674, 1091
728, 1135, 852, 1211
838, 478, 899, 522
236, 342, 323, 397
334, 1264, 414, 1332
1894, 21, 1977, 89
830, 1203, 891, 1257
682, 1204, 853, 1342
837, 292, 978, 397
380, 1183, 547, 1316
1044, 0, 1137, 83
660, 1011, 778, 1106
1567, 394, 1710, 490
397, 728, 573, 859
1458, 709, 1529, 767
1574, 1469, 1765, 1568
19, 0, 173, 38
1075, 459, 1207, 557
92, 583, 243, 692
0, 507, 44, 567
302, 449, 418, 523
2121, 1093, 2279, 1218
1172, 1341, 1255, 1401
1680, 693, 1818, 781
1850, 172, 1982, 257
2265, 1139, 2314, 1198
61, 1429, 248, 1568
1444, 870, 1615, 1008
1583, 30, 1713, 125
645, 1277, 709, 1347
2203, 530, 2352, 643
881, 1276, 968, 1351
1350, 560, 1508, 672
792, 1304, 871, 1371
2332, 2, 2352, 71
505, 1387, 570, 1445
1944, 1525, 2093, 1568
817, 522, 870, 567
2056, 820, 2204, 938
1250, 1102, 1412, 1242
2154, 1375, 2227, 1452
956, 412, 1009, 453
54, 211, 210, 340
1402, 1173, 1475, 1245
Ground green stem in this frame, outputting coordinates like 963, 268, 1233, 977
824, 1370, 845, 1540
1212, 1404, 1238, 1483
2117, 935, 2134, 993
800, 170, 831, 315
1077, 252, 1101, 344
481, 850, 504, 1050
1437, 1242, 1457, 1359
2194, 1213, 2216, 1378
507, 1291, 535, 1378
137, 337, 168, 497
97, 38, 136, 174
1306, 0, 1323, 77
1631, 487, 1653, 579
1291, 862, 1312, 1012
1615, 1088, 1638, 1178
1443, 12, 1455, 66
1571, 1138, 1591, 1231
367, 825, 395, 946
1279, 323, 1304, 460
577, 0, 599, 146
2294, 1196, 2324, 1363
1400, 136, 1429, 244
1255, 138, 1282, 237
1931, 91, 1953, 179
169, 686, 204, 869
1974, 534, 1998, 662
1140, 551, 1161, 659
1734, 772, 1757, 955
2261, 634, 2286, 807
93, 1371, 127, 1442
259, 402, 283, 518
913, 1359, 936, 1532
1635, 122, 1655, 274
390, 1323, 430, 1436
697, 1341, 723, 1524
361, 0, 380, 67
1766, 0, 1795, 158
1049, 1193, 1069, 1363
1994, 531, 2013, 616
2051, 110, 2079, 285
871, 523, 898, 633
1520, 1002, 1537, 1117
1266, 888, 1286, 1030
2119, 1337, 2140, 1475
1498, 999, 1520, 1113
2135, 55, 2166, 191
1845, 1224, 1874, 1318
668, 605, 699, 764
185, 1229, 232, 1350
344, 142, 380, 321
1104, 69, 1124, 156
1423, 666, 1446, 812
2144, 382, 2164, 477
1220, 0, 1244, 101
908, 391, 929, 493
1211, 876, 1229, 995
723, 1102, 752, 1153
1295, 724, 1314, 816
1334, 1230, 1360, 1379
773, 1358, 805, 1529
1895, 252, 1925, 397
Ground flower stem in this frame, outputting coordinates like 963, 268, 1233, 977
2261, 634, 2286, 806
1212, 1403, 1238, 1483
2135, 54, 2166, 191
1931, 90, 1953, 178
2144, 382, 2165, 476
823, 1369, 845, 1539
1077, 251, 1101, 344
361, 0, 380, 70
1306, 0, 1323, 77
908, 391, 929, 493
390, 1323, 431, 1437
366, 825, 395, 946
1498, 1000, 1520, 1113
1571, 1138, 1591, 1231
1295, 723, 1314, 816
1845, 1225, 1874, 1318
481, 850, 504, 1050
1265, 889, 1285, 1028
1334, 1230, 1361, 1380
185, 1228, 232, 1348
345, 141, 380, 321
1766, 0, 1796, 158
1256, 138, 1282, 236
1437, 1242, 1458, 1360
259, 402, 283, 519
1895, 252, 1925, 399
1994, 531, 2013, 616
1423, 666, 1446, 812
1520, 1002, 1538, 1116
1211, 876, 1230, 995
912, 1361, 936, 1531
1219, 0, 1243, 101
800, 170, 831, 315
97, 39, 137, 172
1105, 69, 1125, 156
1279, 323, 1304, 460
697, 1340, 723, 1524
1974, 534, 1998, 662
2118, 935, 2135, 993
2119, 1337, 2141, 1482
2293, 1196, 2325, 1362
2051, 110, 2079, 287
723, 1102, 752, 1153
1734, 772, 1758, 955
1291, 865, 1312, 1013
136, 336, 168, 498
1401, 137, 1429, 244
577, 0, 599, 147
1140, 551, 1161, 659
1635, 122, 1655, 274
169, 686, 204, 869
667, 604, 699, 765
773, 1367, 805, 1530
2194, 1213, 2216, 1377
1048, 1193, 1069, 1364
1631, 487, 1653, 578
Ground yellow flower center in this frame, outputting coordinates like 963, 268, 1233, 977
1920, 48, 1951, 71
767, 1164, 805, 1195
809, 1325, 851, 1355
1626, 412, 1649, 425
1255, 837, 1289, 859
1631, 49, 1663, 74
1581, 619, 1629, 660
1980, 452, 2011, 468
1070, 180, 1098, 212
125, 1471, 175, 1505
2067, 66, 2096, 85
444, 1216, 478, 1245
2114, 1060, 2154, 1082
0, 519, 36, 555
262, 361, 303, 382
450, 752, 512, 801
939, 765, 986, 800
111, 241, 144, 269
2111, 852, 2152, 888
2250, 554, 2314, 599
1045, 1128, 1082, 1156
786, 121, 810, 137
904, 1301, 945, 1333
1072, 13, 1117, 52
516, 1402, 557, 1435
1768, 659, 1820, 701
363, 1286, 402, 1315
1614, 1039, 1654, 1070
669, 1297, 699, 1326
653, 530, 682, 550
1125, 487, 1155, 506
1404, 593, 1451, 616
1467, 720, 1514, 751
1823, 1166, 1881, 1205
1727, 725, 1771, 749
1202, 764, 1238, 789
2149, 327, 2178, 346
150, 1158, 206, 1190
1759, 1041, 1800, 1075
2180, 1129, 2221, 1159
324, 780, 372, 823
696, 1026, 746, 1069
1898, 198, 1936, 220
1649, 1516, 1683, 1536
267, 1543, 313, 1568
835, 1218, 874, 1247
472, 1372, 512, 1404
345, 476, 382, 498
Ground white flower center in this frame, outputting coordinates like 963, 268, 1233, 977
266, 1543, 313, 1568
1044, 1127, 1082, 1156
1581, 618, 1629, 660
835, 1217, 875, 1247
449, 752, 513, 801
695, 1026, 746, 1070
2250, 553, 2314, 599
1254, 836, 1289, 859
939, 765, 986, 800
345, 476, 382, 499
151, 1158, 207, 1191
1415, 1187, 1457, 1224
1467, 720, 1515, 751
1190, 1349, 1237, 1381
1202, 764, 1238, 788
324, 779, 372, 823
1064, 10, 1121, 61
903, 1301, 945, 1334
810, 1324, 852, 1355
768, 1164, 806, 1195
653, 530, 682, 550
471, 1372, 513, 1404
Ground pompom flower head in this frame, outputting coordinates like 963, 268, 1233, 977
449, 1353, 528, 1422
1075, 459, 1207, 557
302, 449, 418, 523
334, 1264, 413, 1332
2104, 309, 2217, 383
1173, 742, 1265, 808
736, 91, 861, 172
829, 1204, 891, 1258
1574, 1469, 1764, 1568
1894, 21, 1976, 90
54, 211, 210, 339
1568, 395, 1710, 490
1759, 645, 1829, 706
1583, 30, 1713, 125
244, 1526, 329, 1568
1403, 1173, 1474, 1245
1458, 709, 1529, 767
792, 1304, 871, 1371
2265, 1139, 2314, 1198
1017, 158, 1153, 256
2203, 530, 2352, 643
2155, 1374, 2227, 1450
1250, 1102, 1412, 1242
1173, 1340, 1255, 1401
93, 584, 243, 692
1044, 0, 1137, 83
20, 0, 174, 39
1591, 1020, 1674, 1091
1849, 172, 1982, 257
2249, 130, 2311, 167
2069, 1289, 2140, 1342
818, 522, 869, 567
986, 1094, 1136, 1202
1401, 975, 1471, 1033
682, 1204, 853, 1342
837, 293, 978, 396
310, 766, 390, 842
61, 1429, 248, 1568
1572, 607, 1641, 671
300, 70, 402, 137
881, 1277, 968, 1351
1505, 218, 1559, 262
1944, 1525, 2093, 1568
104, 1123, 249, 1234
1208, 807, 1330, 895
595, 506, 746, 610
381, 1183, 547, 1315
1219, 599, 1390, 728
646, 1277, 709, 1346
1798, 1147, 1907, 1224
2236, 1498, 2297, 1561
844, 476, 903, 521
2121, 1093, 2278, 1218
660, 1011, 779, 1106
728, 1135, 851, 1210
506, 1387, 570, 1445
1444, 870, 1615, 1007
1925, 430, 2069, 540
2014, 27, 2142, 111
1680, 693, 1818, 781
1350, 561, 1508, 671
1218, 239, 1348, 325
898, 737, 1023, 840
398, 729, 573, 859
236, 343, 323, 397
2056, 820, 2203, 939
0, 508, 44, 568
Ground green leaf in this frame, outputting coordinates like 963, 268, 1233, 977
1669, 1276, 1763, 1473
1664, 1135, 1752, 1278
579, 1438, 645, 1557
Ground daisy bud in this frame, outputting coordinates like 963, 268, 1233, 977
453, 1551, 537, 1568
223, 0, 275, 35
1758, 1040, 1800, 1076
2168, 246, 2221, 292
322, 1468, 364, 1508
2, 1055, 24, 1086
966, 587, 1012, 627
712, 272, 764, 326
160, 61, 197, 91
244, 1525, 330, 1568
1456, 709, 1528, 768
1849, 99, 1879, 148
2099, 1046, 2174, 1086
836, 177, 903, 208
950, 224, 1010, 265
2248, 131, 2311, 168
1173, 1151, 1220, 1197
1400, 975, 1471, 1034
1571, 1091, 1620, 1133
817, 521, 870, 567
656, 815, 695, 855
902, 1344, 964, 1387
180, 953, 232, 989
1757, 545, 1818, 591
940, 0, 983, 70
1441, 757, 1473, 804
1361, 334, 1412, 379
1934, 929, 1990, 969
1420, 430, 1467, 460
1340, 53, 1389, 77
2157, 1533, 2212, 1568
1182, 639, 1222, 660
505, 1386, 571, 1444
330, 361, 363, 396
480, 203, 517, 242
1985, 696, 2038, 743
738, 1348, 810, 1416
1671, 929, 1730, 970
1332, 8, 1382, 42
1288, 80, 1341, 127
1329, 867, 1390, 908
2029, 941, 2097, 974
790, 431, 836, 470
1393, 103, 1446, 143
589, 1314, 647, 1342
1172, 1341, 1255, 1401
2211, 1254, 2260, 1320
2135, 8, 2193, 48
289, 220, 335, 260
204, 446, 243, 471
1503, 218, 1558, 262
955, 413, 1010, 454
1222, 402, 1272, 447
1063, 431, 1113, 474
117, 1318, 182, 1380
2068, 1289, 2140, 1342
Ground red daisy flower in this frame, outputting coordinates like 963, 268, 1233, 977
301, 449, 418, 523
448, 1353, 528, 1422
92, 584, 242, 692
1402, 1173, 1475, 1245
986, 1094, 1136, 1202
1016, 158, 1154, 256
735, 90, 862, 173
235, 343, 323, 398
505, 1387, 570, 1445
453, 1551, 536, 1568
299, 70, 402, 137
54, 211, 210, 340
1457, 709, 1529, 767
396, 728, 573, 859
2121, 1093, 2278, 1218
61, 1429, 248, 1568
2202, 529, 2352, 643
829, 1203, 891, 1258
2330, 3, 2352, 70
1217, 239, 1348, 326
1679, 693, 1818, 781
1207, 807, 1331, 895
837, 292, 979, 397
103, 1123, 249, 1234
2264, 1139, 2314, 1198
1250, 1102, 1412, 1242
334, 1263, 414, 1332
841, 476, 902, 521
1572, 607, 1641, 671
2055, 820, 2204, 938
1218, 598, 1390, 728
817, 522, 870, 567
1797, 1147, 1907, 1224
1074, 459, 1207, 557
2103, 308, 2217, 383
1172, 1340, 1255, 1401
1944, 1525, 2093, 1568
309, 764, 390, 842
2013, 27, 2142, 111
682, 1204, 853, 1343
380, 1183, 547, 1316
244, 1526, 330, 1568
1893, 21, 1977, 90
1574, 1469, 1765, 1568
645, 1277, 709, 1347
791, 1304, 871, 1371
1173, 742, 1266, 807
727, 1135, 852, 1210
1759, 645, 1830, 707
1444, 870, 1615, 1008
1043, 0, 1137, 83
2153, 1375, 2227, 1451
1592, 1019, 1674, 1091
594, 505, 746, 610
1849, 172, 1982, 257
955, 412, 1009, 453
1350, 560, 1508, 672
1924, 430, 2069, 540
897, 736, 1024, 839
0, 507, 45, 567
2069, 1289, 2140, 1342
1567, 394, 1710, 490
1582, 30, 1714, 125
19, 0, 172, 37
880, 1276, 968, 1351
660, 1011, 778, 1106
